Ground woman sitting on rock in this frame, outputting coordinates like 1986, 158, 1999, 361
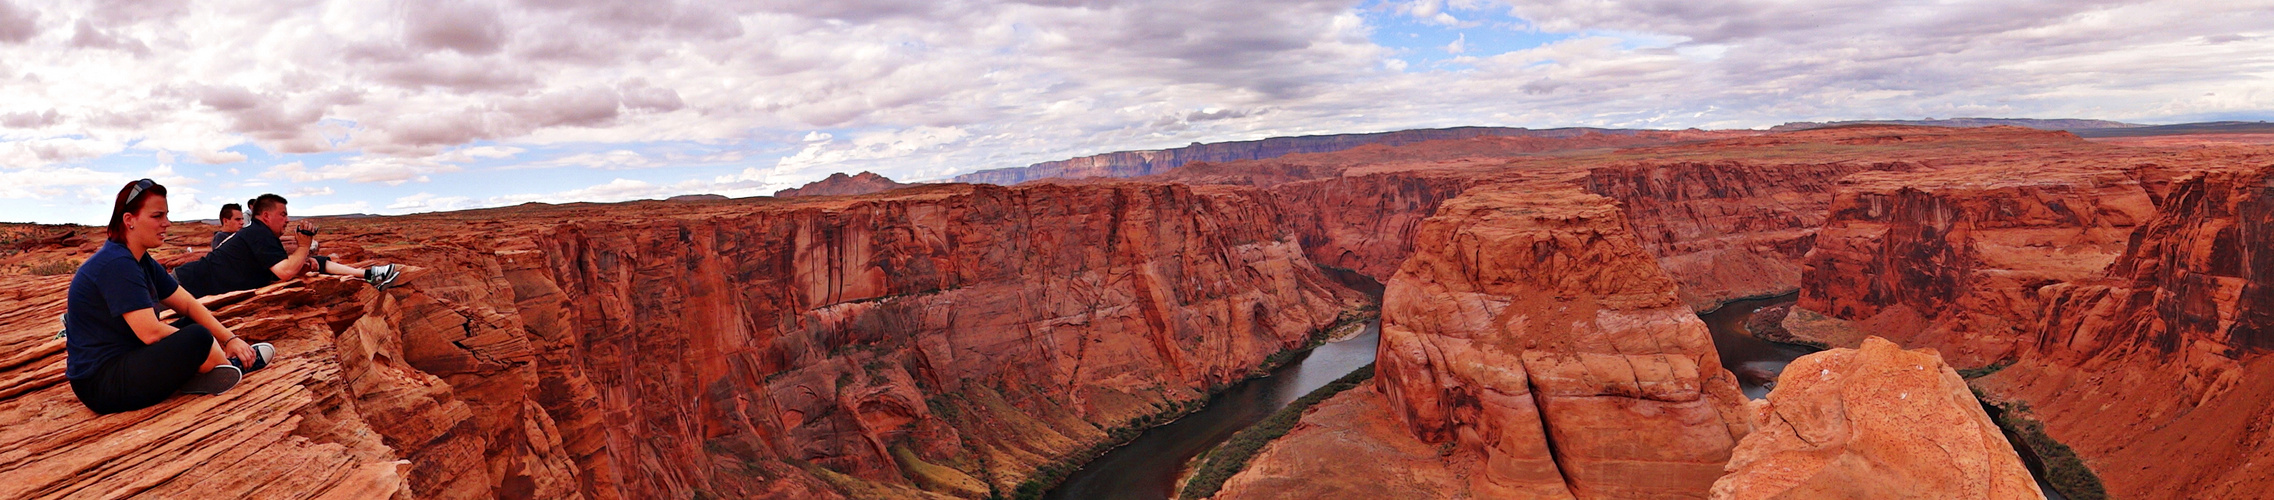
64, 179, 274, 414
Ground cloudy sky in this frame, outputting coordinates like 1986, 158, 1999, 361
2, 0, 2269, 224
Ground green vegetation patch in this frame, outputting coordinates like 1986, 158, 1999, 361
1981, 396, 2109, 500
28, 258, 79, 276
1007, 396, 1207, 500
1177, 363, 1376, 500
1006, 306, 1379, 500
1957, 359, 2015, 379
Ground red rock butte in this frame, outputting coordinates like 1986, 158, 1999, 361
1, 125, 2270, 500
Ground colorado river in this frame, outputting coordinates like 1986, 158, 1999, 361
1042, 322, 1381, 500
1699, 295, 1821, 399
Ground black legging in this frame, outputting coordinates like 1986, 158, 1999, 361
69, 323, 215, 414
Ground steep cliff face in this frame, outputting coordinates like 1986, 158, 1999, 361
1711, 337, 2041, 499
1793, 166, 2159, 367
952, 127, 1651, 185
504, 183, 1357, 498
1373, 182, 1752, 499
1267, 173, 1474, 283
1585, 161, 1915, 310
0, 181, 1360, 499
1975, 164, 2274, 498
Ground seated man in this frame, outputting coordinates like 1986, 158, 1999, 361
211, 203, 243, 249
175, 193, 400, 297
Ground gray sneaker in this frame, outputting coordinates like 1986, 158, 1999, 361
364, 264, 402, 291
181, 365, 242, 395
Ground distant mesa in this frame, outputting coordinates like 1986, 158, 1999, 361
773, 171, 912, 197
2069, 120, 2274, 138
1769, 117, 2147, 132
949, 126, 1658, 185
665, 194, 728, 202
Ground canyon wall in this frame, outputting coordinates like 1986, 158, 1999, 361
1974, 164, 2274, 498
1586, 161, 1913, 310
1767, 138, 2274, 498
0, 181, 1362, 499
1267, 173, 1475, 283
1793, 165, 2158, 367
1372, 182, 1753, 499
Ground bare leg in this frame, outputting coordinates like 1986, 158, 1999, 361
201, 340, 226, 373
320, 260, 365, 277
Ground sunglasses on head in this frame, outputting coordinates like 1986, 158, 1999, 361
125, 178, 156, 205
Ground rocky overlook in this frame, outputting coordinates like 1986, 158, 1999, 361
5, 125, 2272, 500
1, 181, 1362, 499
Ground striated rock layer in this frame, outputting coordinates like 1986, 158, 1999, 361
1794, 163, 2158, 366
1973, 163, 2274, 498
1372, 182, 1752, 499
1584, 160, 1909, 310
0, 181, 1361, 499
1711, 337, 2041, 499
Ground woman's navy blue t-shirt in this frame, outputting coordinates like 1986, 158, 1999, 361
64, 240, 181, 380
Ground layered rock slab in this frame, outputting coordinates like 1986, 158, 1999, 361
0, 274, 551, 500
1374, 182, 1752, 499
1710, 337, 2041, 499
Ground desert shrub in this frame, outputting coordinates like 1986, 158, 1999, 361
1957, 359, 2016, 379
29, 259, 79, 276
1980, 396, 2107, 500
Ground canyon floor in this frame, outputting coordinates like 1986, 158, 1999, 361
3, 125, 2271, 499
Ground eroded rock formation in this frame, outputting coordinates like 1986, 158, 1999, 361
1793, 164, 2158, 366
1218, 125, 2274, 500
1374, 182, 1752, 499
1710, 337, 2041, 499
1973, 163, 2274, 498
0, 180, 1361, 499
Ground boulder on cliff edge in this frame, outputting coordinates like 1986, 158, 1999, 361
1711, 337, 2041, 500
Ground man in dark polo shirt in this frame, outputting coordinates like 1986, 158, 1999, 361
175, 194, 400, 297
211, 203, 243, 249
